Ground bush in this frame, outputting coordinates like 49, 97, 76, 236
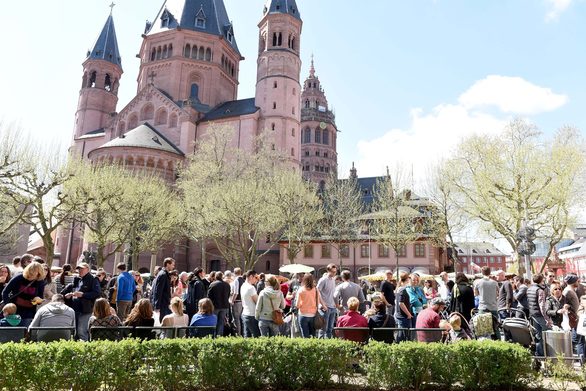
0, 337, 357, 391
363, 340, 534, 390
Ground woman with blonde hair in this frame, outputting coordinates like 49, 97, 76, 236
1, 261, 45, 326
161, 296, 189, 337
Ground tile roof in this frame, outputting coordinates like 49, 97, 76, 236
200, 98, 259, 122
264, 0, 301, 21
97, 123, 184, 155
87, 14, 122, 69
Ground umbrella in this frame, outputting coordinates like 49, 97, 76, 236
358, 272, 388, 282
279, 264, 314, 274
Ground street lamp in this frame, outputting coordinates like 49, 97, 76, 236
517, 222, 536, 280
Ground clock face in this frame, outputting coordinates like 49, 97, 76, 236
319, 122, 327, 129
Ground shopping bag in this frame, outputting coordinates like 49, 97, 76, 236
561, 313, 571, 331
577, 314, 586, 336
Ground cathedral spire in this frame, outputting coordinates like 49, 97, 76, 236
87, 12, 122, 69
309, 53, 315, 78
264, 0, 301, 20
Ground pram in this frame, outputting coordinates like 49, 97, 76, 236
501, 309, 535, 349
470, 309, 499, 340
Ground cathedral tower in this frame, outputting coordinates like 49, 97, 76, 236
300, 57, 338, 185
255, 0, 302, 168
137, 0, 242, 109
74, 11, 122, 139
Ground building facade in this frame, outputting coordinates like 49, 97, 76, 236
55, 0, 341, 272
454, 242, 507, 274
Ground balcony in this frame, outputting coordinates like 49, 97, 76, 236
301, 108, 336, 124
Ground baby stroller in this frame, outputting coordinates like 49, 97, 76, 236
501, 309, 535, 351
470, 309, 499, 340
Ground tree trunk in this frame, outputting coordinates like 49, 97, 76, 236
150, 253, 157, 275
43, 234, 55, 267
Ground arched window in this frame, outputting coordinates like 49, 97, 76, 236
198, 47, 205, 60
156, 46, 162, 60
315, 129, 321, 144
184, 44, 191, 57
273, 33, 277, 47
104, 74, 112, 91
303, 128, 311, 144
278, 32, 282, 46
291, 37, 296, 51
322, 130, 329, 145
151, 48, 156, 61
169, 113, 178, 128
89, 71, 97, 88
168, 44, 173, 57
291, 147, 295, 156
155, 108, 168, 125
265, 260, 271, 272
140, 104, 154, 120
191, 45, 198, 59
271, 123, 275, 131
291, 128, 295, 137
273, 81, 278, 88
190, 83, 200, 102
162, 45, 168, 59
304, 100, 310, 108
273, 102, 277, 109
205, 48, 211, 61
128, 114, 138, 129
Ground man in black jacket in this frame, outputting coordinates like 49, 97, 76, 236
527, 273, 551, 357
61, 262, 101, 341
151, 258, 175, 322
207, 271, 231, 336
185, 267, 207, 321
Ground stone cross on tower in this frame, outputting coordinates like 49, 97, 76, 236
109, 2, 116, 15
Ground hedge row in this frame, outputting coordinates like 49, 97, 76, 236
0, 337, 534, 391
363, 340, 534, 390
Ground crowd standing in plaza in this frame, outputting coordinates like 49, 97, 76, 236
1, 253, 585, 358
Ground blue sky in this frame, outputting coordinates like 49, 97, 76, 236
1, 0, 584, 184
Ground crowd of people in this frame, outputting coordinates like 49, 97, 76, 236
0, 254, 584, 357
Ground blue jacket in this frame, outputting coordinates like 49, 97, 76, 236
116, 272, 136, 302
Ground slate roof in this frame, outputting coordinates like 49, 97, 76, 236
77, 128, 106, 140
147, 0, 240, 56
455, 242, 507, 257
96, 123, 184, 155
87, 14, 122, 69
264, 0, 301, 20
199, 98, 259, 122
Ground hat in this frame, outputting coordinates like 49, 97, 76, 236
50, 266, 63, 273
76, 262, 90, 270
564, 274, 579, 285
430, 297, 446, 307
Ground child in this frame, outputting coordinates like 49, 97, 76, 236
448, 314, 471, 342
0, 304, 22, 327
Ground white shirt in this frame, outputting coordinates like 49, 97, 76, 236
241, 282, 258, 316
438, 280, 449, 300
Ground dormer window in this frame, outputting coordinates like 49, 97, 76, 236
161, 10, 171, 28
227, 31, 233, 43
195, 6, 206, 29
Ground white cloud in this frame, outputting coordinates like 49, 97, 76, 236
545, 0, 573, 22
459, 75, 568, 115
350, 76, 567, 185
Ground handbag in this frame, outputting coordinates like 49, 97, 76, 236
271, 298, 284, 326
568, 310, 579, 330
313, 289, 325, 329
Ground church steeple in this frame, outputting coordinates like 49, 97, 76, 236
86, 13, 122, 69
73, 10, 123, 143
263, 0, 301, 20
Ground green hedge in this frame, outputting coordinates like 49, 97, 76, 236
0, 338, 534, 391
363, 340, 534, 390
0, 337, 357, 391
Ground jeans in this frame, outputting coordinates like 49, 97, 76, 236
242, 315, 260, 338
298, 315, 315, 338
385, 305, 395, 317
573, 329, 585, 361
395, 316, 411, 343
532, 315, 549, 357
214, 309, 228, 337
318, 307, 337, 339
76, 312, 92, 341
259, 320, 280, 337
479, 309, 501, 340
231, 301, 243, 336
116, 301, 132, 321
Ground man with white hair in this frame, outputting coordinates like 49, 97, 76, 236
229, 268, 244, 335
437, 272, 449, 301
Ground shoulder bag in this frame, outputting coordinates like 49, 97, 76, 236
313, 289, 325, 329
271, 296, 284, 326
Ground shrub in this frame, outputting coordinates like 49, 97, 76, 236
363, 340, 533, 390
